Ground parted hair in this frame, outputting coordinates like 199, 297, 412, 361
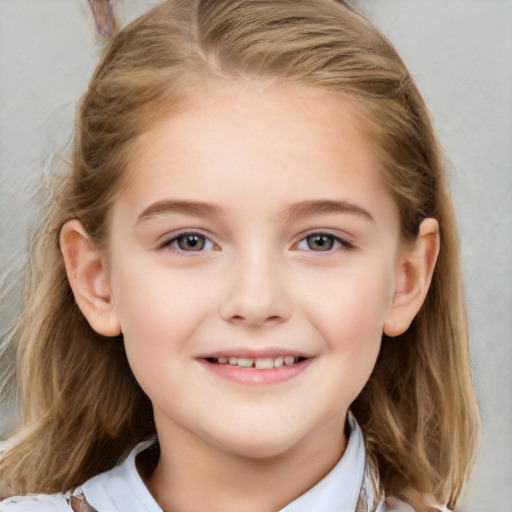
0, 1, 479, 509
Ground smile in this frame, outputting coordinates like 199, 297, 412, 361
199, 354, 313, 385
205, 356, 307, 369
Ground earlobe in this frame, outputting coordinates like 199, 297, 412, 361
383, 218, 440, 337
60, 219, 121, 337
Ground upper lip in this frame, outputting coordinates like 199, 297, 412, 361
198, 347, 313, 359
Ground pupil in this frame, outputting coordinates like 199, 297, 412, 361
179, 235, 204, 251
308, 235, 333, 251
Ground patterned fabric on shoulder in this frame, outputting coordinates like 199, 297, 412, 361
0, 489, 97, 512
0, 493, 70, 511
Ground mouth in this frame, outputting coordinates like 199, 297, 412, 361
204, 355, 308, 370
199, 353, 313, 385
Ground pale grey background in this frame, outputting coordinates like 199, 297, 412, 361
1, 1, 511, 510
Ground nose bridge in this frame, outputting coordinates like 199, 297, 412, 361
220, 241, 291, 326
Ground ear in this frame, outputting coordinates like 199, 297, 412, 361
383, 218, 440, 337
60, 219, 121, 337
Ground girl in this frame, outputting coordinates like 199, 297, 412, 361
0, 0, 480, 511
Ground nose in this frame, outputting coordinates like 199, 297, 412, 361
220, 250, 292, 327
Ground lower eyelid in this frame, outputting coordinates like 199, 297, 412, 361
159, 232, 217, 251
158, 232, 354, 252
296, 233, 354, 251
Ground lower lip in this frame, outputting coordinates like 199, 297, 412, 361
198, 358, 313, 385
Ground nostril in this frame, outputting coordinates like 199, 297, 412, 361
227, 314, 285, 326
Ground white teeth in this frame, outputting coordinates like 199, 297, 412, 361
273, 356, 284, 368
212, 355, 300, 369
255, 358, 274, 370
284, 356, 296, 366
237, 357, 254, 368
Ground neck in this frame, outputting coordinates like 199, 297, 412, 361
143, 417, 347, 512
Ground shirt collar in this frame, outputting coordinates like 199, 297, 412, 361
87, 412, 368, 512
279, 412, 366, 512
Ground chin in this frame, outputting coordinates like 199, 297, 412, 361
220, 438, 298, 461
204, 422, 310, 461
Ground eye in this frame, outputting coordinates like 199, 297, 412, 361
296, 233, 353, 252
164, 233, 216, 252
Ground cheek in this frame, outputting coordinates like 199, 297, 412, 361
308, 264, 394, 352
110, 261, 214, 402
309, 268, 393, 406
110, 259, 211, 359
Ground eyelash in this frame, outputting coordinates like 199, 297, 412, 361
160, 231, 217, 253
160, 231, 354, 254
296, 232, 355, 253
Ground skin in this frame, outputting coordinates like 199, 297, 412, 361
61, 82, 439, 512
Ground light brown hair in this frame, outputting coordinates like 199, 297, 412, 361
0, 1, 479, 509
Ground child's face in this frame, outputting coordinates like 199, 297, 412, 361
106, 83, 403, 460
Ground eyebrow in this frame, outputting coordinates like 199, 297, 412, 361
136, 200, 222, 223
280, 200, 374, 223
136, 198, 373, 224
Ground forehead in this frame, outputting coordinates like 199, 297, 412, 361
116, 82, 396, 227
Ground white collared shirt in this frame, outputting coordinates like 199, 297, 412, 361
0, 416, 418, 512
83, 413, 367, 512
